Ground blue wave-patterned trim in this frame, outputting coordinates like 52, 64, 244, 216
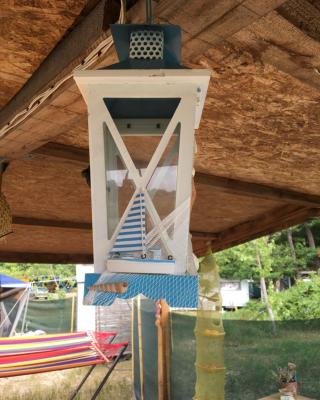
84, 273, 198, 308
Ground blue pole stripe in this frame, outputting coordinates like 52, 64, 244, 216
127, 212, 145, 218
110, 249, 143, 254
121, 224, 144, 230
113, 243, 144, 249
133, 200, 145, 205
124, 218, 145, 224
111, 192, 146, 254
130, 206, 143, 211
125, 217, 145, 222
116, 237, 145, 243
118, 230, 145, 236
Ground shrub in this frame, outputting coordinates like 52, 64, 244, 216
269, 276, 320, 320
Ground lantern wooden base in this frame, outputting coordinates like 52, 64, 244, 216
107, 258, 177, 274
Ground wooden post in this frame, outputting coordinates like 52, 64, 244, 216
138, 296, 144, 400
156, 299, 170, 400
70, 293, 76, 333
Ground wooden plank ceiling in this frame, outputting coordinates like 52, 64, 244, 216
0, 0, 320, 262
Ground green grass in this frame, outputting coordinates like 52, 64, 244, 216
0, 361, 133, 400
1, 320, 319, 399
171, 312, 320, 399
224, 320, 320, 400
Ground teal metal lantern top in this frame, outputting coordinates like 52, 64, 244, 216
105, 24, 184, 70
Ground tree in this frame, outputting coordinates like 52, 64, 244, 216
216, 237, 277, 328
273, 218, 320, 272
304, 222, 316, 249
216, 218, 320, 282
0, 263, 76, 281
254, 238, 276, 331
215, 242, 259, 280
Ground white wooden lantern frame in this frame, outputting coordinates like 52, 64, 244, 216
74, 69, 210, 274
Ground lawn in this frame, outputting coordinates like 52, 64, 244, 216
171, 313, 320, 400
0, 361, 133, 400
224, 319, 320, 399
1, 319, 319, 399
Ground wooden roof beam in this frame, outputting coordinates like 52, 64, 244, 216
32, 142, 89, 164
196, 172, 320, 208
0, 252, 93, 264
227, 7, 320, 91
28, 146, 320, 209
210, 205, 320, 253
0, 0, 123, 129
191, 231, 219, 240
0, 0, 288, 143
32, 143, 320, 211
12, 215, 217, 242
12, 216, 91, 231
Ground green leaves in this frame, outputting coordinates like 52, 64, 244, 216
0, 263, 76, 281
215, 218, 320, 281
269, 276, 320, 320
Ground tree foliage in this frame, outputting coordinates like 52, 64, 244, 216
217, 218, 320, 321
0, 263, 76, 281
269, 277, 320, 320
226, 277, 320, 321
216, 219, 320, 281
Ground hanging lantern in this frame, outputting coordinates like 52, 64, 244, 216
75, 20, 210, 307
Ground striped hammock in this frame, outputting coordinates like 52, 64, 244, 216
0, 331, 125, 378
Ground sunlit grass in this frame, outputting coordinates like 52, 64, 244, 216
0, 361, 133, 400
224, 320, 320, 399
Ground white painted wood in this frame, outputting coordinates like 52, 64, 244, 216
107, 259, 176, 274
173, 96, 196, 274
87, 95, 109, 273
74, 69, 210, 128
76, 265, 95, 331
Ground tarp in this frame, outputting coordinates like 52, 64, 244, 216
4, 298, 77, 334
0, 274, 30, 289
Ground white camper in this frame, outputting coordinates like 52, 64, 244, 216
220, 279, 250, 309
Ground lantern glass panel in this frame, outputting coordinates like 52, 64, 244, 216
104, 126, 136, 239
146, 125, 180, 234
122, 135, 162, 176
145, 208, 170, 259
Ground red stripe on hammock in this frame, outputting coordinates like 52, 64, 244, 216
0, 345, 98, 364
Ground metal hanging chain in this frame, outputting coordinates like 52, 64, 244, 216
0, 0, 126, 140
146, 0, 153, 24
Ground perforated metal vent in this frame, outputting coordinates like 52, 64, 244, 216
129, 30, 164, 60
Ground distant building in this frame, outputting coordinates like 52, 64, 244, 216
220, 279, 250, 309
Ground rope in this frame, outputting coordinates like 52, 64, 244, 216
0, 288, 28, 331
0, 0, 126, 141
20, 290, 30, 333
28, 276, 76, 284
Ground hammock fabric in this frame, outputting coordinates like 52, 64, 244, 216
0, 331, 128, 400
